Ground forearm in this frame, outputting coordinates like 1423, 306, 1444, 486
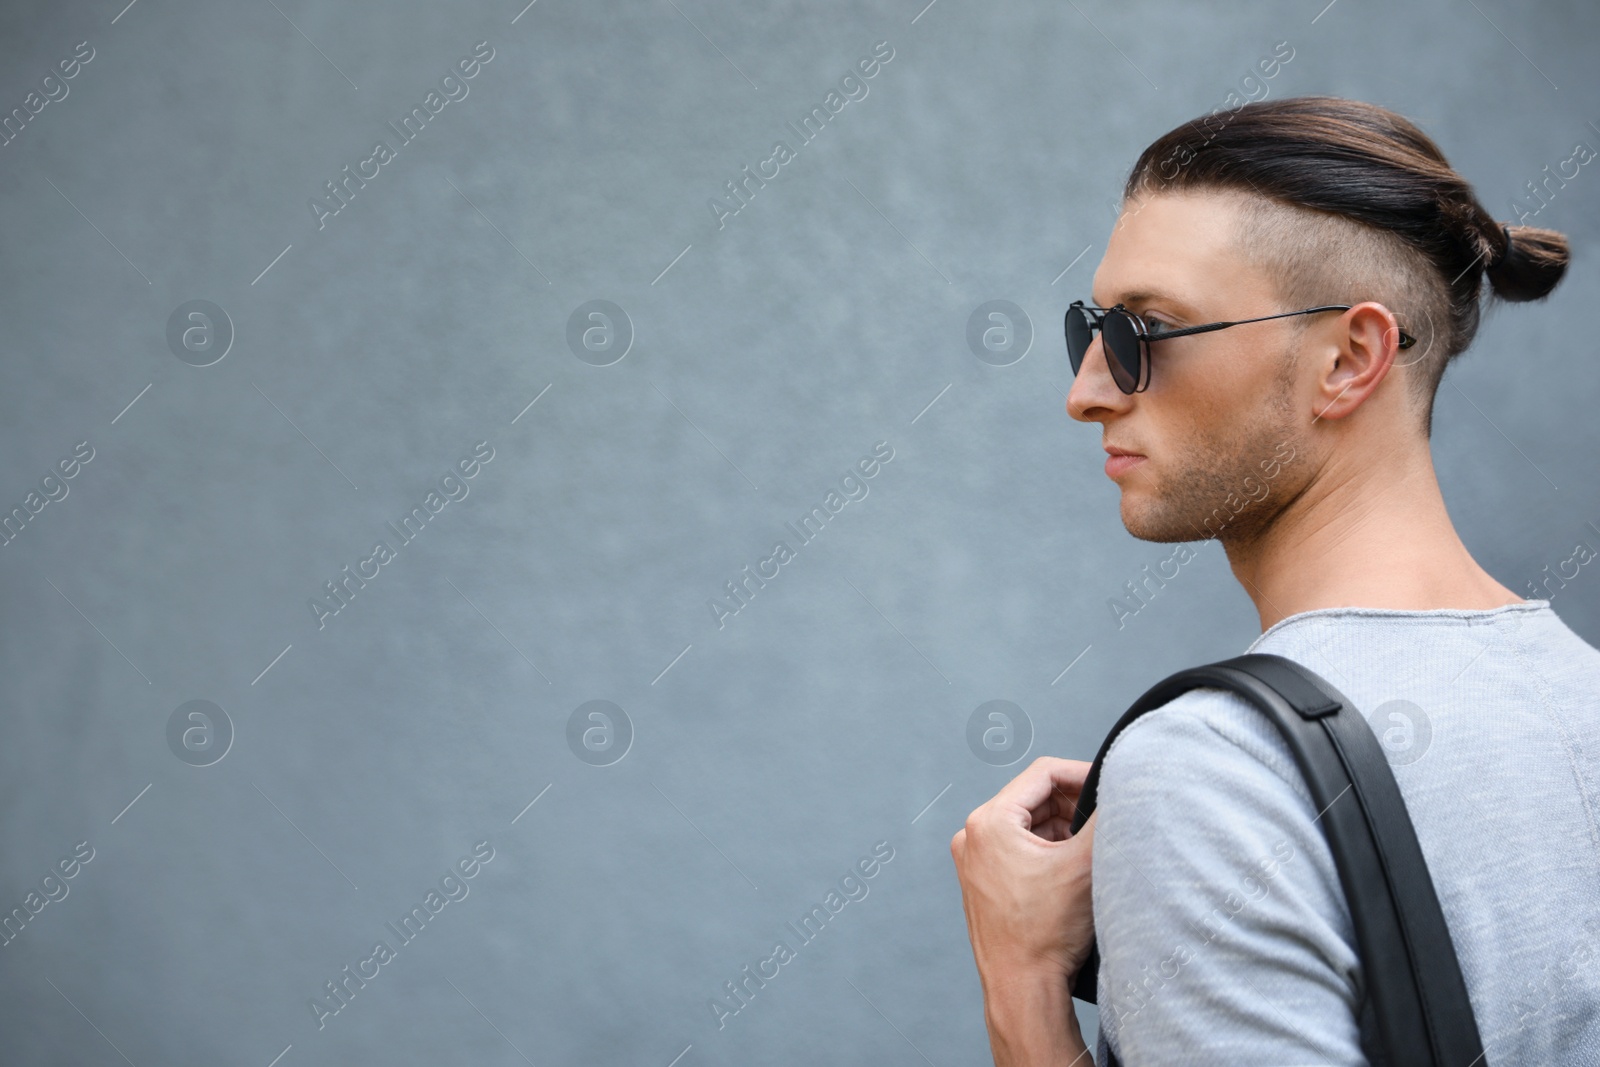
982, 968, 1094, 1067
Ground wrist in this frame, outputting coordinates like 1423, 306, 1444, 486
982, 967, 1088, 1065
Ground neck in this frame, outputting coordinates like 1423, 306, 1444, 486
1223, 437, 1522, 631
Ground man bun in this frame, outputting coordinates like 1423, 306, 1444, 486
1485, 219, 1569, 303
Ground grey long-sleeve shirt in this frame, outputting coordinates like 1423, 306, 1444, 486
1092, 600, 1600, 1065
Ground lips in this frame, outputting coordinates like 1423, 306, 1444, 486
1103, 444, 1146, 480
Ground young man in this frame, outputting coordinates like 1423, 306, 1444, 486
951, 96, 1599, 1065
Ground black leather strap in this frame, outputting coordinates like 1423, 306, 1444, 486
1068, 653, 1484, 1066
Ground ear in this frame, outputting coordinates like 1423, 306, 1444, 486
1311, 301, 1403, 422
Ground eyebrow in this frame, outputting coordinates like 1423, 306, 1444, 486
1090, 288, 1189, 311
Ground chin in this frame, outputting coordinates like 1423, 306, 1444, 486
1119, 487, 1204, 544
1118, 493, 1162, 542
1121, 514, 1197, 544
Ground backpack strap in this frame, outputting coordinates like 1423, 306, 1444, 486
1068, 653, 1485, 1067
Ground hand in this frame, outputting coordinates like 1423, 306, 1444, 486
951, 757, 1099, 1064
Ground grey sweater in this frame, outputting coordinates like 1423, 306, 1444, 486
1092, 600, 1600, 1065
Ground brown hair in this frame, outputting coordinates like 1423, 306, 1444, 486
1124, 95, 1569, 434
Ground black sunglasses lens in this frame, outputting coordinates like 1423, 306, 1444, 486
1102, 310, 1143, 393
1065, 306, 1093, 374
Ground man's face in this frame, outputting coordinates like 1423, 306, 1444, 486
1067, 190, 1310, 545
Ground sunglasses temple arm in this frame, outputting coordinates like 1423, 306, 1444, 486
1145, 320, 1235, 341
1145, 305, 1354, 341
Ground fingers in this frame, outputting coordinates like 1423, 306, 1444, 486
1054, 812, 1097, 862
1030, 815, 1075, 842
955, 757, 1095, 861
1000, 757, 1092, 808
1028, 784, 1081, 830
957, 757, 1093, 840
1027, 805, 1095, 843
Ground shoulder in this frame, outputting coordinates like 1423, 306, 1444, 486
1099, 684, 1313, 817
1092, 684, 1331, 919
1091, 685, 1368, 1062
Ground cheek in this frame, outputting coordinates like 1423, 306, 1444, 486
1138, 381, 1224, 466
1161, 342, 1286, 436
1161, 338, 1247, 399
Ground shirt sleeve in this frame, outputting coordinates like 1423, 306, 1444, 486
1090, 688, 1372, 1066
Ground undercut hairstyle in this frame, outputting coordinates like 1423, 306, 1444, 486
1124, 95, 1570, 436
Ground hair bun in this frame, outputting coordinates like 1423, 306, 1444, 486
1487, 223, 1513, 269
1487, 221, 1569, 302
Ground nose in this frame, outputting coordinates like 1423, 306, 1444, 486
1067, 332, 1132, 423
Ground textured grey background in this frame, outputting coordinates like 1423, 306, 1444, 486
1, 0, 1596, 1063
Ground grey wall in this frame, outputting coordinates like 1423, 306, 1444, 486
1, 0, 1596, 1063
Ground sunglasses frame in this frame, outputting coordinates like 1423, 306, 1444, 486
1065, 300, 1418, 395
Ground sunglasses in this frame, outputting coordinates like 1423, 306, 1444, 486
1064, 300, 1417, 394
